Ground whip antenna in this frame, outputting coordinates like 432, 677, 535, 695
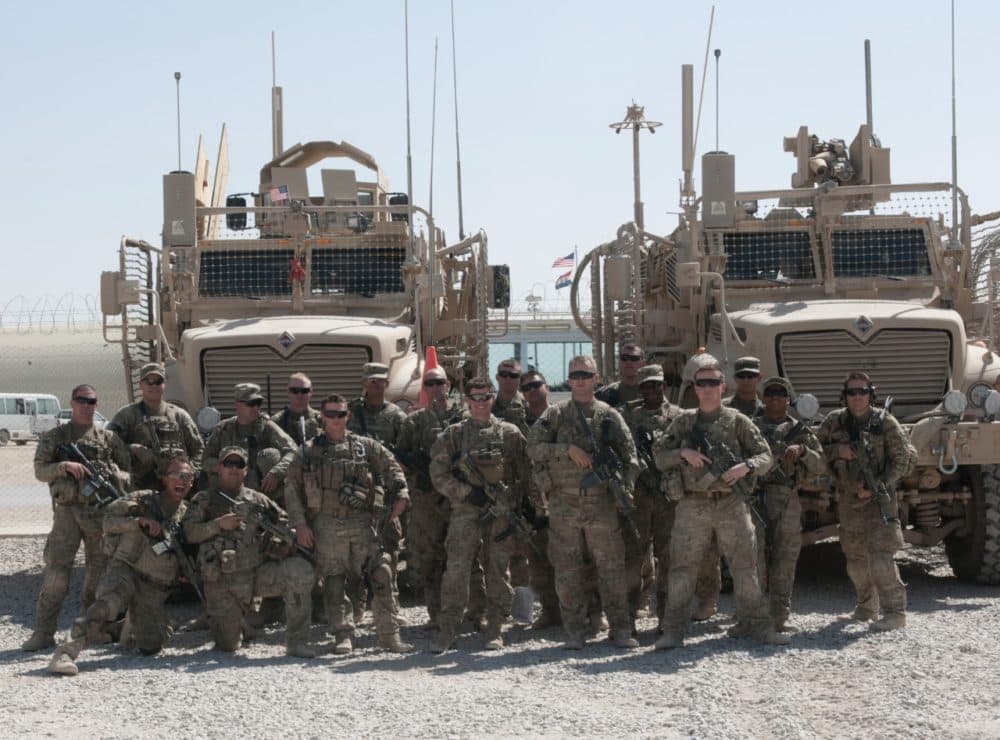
714, 48, 721, 151
174, 72, 182, 170
450, 0, 466, 239
691, 5, 715, 157
429, 37, 439, 217
404, 0, 415, 236
950, 0, 959, 242
271, 31, 283, 158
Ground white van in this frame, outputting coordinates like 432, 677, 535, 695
0, 393, 61, 446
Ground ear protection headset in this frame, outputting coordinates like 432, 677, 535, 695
840, 371, 877, 405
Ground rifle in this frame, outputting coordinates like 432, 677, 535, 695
149, 495, 205, 605
852, 430, 899, 525
57, 442, 124, 507
212, 488, 317, 564
245, 434, 259, 485
634, 428, 659, 481
298, 416, 310, 471
577, 409, 640, 540
454, 453, 541, 555
686, 426, 766, 528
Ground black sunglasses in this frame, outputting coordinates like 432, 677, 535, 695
221, 459, 246, 469
845, 388, 870, 397
242, 399, 263, 407
73, 396, 98, 405
323, 409, 349, 419
694, 377, 723, 388
423, 378, 447, 387
568, 371, 595, 380
288, 387, 312, 395
520, 381, 544, 392
497, 370, 521, 379
619, 353, 643, 362
763, 388, 788, 398
142, 378, 165, 386
468, 394, 494, 402
735, 372, 760, 379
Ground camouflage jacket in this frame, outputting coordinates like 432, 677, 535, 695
102, 490, 187, 587
107, 400, 204, 485
395, 398, 466, 492
817, 407, 915, 491
725, 394, 764, 418
285, 431, 409, 524
430, 416, 530, 515
202, 416, 297, 486
752, 413, 824, 492
595, 381, 640, 409
346, 398, 407, 447
492, 392, 527, 431
653, 407, 773, 494
271, 406, 323, 445
623, 399, 682, 489
34, 423, 131, 506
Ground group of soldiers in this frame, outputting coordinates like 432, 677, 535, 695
22, 345, 915, 674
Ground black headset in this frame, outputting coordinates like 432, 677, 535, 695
839, 372, 877, 405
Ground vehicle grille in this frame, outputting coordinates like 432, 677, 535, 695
201, 344, 371, 417
777, 329, 951, 410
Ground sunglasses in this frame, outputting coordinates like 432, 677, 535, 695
221, 459, 246, 469
323, 409, 349, 419
520, 381, 544, 392
240, 399, 263, 407
73, 396, 98, 405
735, 372, 760, 380
468, 393, 494, 402
763, 388, 789, 398
167, 471, 195, 482
639, 381, 663, 389
619, 354, 643, 362
845, 387, 871, 397
288, 387, 311, 395
142, 378, 165, 386
694, 377, 723, 388
568, 371, 595, 380
423, 378, 447, 387
497, 370, 521, 379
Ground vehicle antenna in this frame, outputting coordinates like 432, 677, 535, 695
691, 5, 715, 160
714, 48, 721, 151
271, 31, 284, 159
429, 37, 439, 219
174, 72, 182, 171
404, 0, 415, 240
950, 0, 959, 243
609, 103, 661, 230
864, 39, 874, 135
450, 0, 466, 240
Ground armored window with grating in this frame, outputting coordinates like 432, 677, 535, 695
310, 247, 406, 296
722, 231, 815, 281
831, 228, 931, 278
198, 249, 295, 297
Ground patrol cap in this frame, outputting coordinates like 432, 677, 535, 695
362, 362, 390, 380
140, 362, 166, 380
234, 383, 264, 403
218, 445, 248, 463
683, 352, 722, 381
734, 356, 761, 375
761, 376, 795, 399
638, 364, 665, 385
465, 376, 495, 395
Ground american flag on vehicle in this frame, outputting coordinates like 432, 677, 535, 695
551, 251, 575, 268
269, 184, 289, 203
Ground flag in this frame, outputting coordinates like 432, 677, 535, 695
555, 270, 572, 290
269, 184, 289, 203
551, 251, 575, 268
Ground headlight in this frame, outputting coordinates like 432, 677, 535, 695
793, 393, 820, 420
985, 390, 1000, 418
943, 390, 968, 417
968, 382, 993, 408
196, 406, 221, 433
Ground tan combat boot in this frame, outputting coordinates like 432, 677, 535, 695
692, 601, 717, 622
837, 607, 876, 622
48, 651, 79, 676
869, 612, 906, 632
332, 631, 353, 655
761, 628, 792, 646
562, 631, 586, 650
726, 621, 753, 639
430, 624, 456, 654
378, 632, 414, 653
654, 631, 684, 651
286, 642, 318, 659
586, 611, 609, 636
22, 631, 55, 652
611, 629, 639, 649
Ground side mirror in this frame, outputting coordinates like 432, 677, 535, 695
100, 271, 140, 315
489, 265, 510, 309
226, 194, 248, 231
794, 393, 820, 421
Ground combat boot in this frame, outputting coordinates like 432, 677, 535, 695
562, 631, 586, 650
654, 631, 683, 651
332, 632, 353, 655
483, 621, 503, 651
869, 612, 906, 632
22, 631, 55, 652
430, 624, 456, 654
837, 607, 876, 622
286, 642, 318, 659
48, 651, 79, 677
531, 610, 560, 630
378, 631, 414, 653
761, 629, 791, 646
692, 601, 717, 622
610, 629, 639, 649
726, 621, 753, 639
586, 611, 608, 636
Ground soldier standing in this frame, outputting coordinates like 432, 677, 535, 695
428, 378, 532, 652
595, 343, 645, 408
652, 357, 789, 649
817, 371, 914, 631
48, 458, 195, 676
287, 395, 412, 654
202, 383, 296, 498
492, 358, 527, 428
347, 363, 408, 445
22, 385, 131, 652
725, 356, 764, 417
753, 377, 824, 632
527, 355, 640, 650
182, 447, 316, 657
107, 362, 204, 490
272, 372, 323, 445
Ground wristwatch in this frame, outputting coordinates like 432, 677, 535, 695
745, 459, 755, 471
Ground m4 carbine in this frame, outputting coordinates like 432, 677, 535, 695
212, 489, 316, 564
852, 432, 899, 525
578, 412, 640, 540
57, 441, 124, 507
454, 453, 541, 555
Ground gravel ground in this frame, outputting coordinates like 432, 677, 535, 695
2, 537, 999, 739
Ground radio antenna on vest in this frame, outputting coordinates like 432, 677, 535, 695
174, 72, 182, 171
450, 0, 466, 240
429, 37, 439, 218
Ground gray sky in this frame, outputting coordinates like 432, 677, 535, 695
2, 0, 996, 310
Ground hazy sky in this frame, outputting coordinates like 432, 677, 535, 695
2, 0, 997, 312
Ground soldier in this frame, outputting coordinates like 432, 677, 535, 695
182, 447, 316, 657
428, 378, 532, 652
621, 364, 682, 630
817, 371, 915, 631
595, 342, 645, 407
287, 395, 412, 654
48, 458, 195, 676
202, 383, 296, 499
107, 362, 204, 490
725, 356, 764, 417
272, 372, 323, 445
652, 357, 789, 649
527, 355, 640, 650
753, 377, 824, 632
22, 385, 131, 652
492, 358, 527, 428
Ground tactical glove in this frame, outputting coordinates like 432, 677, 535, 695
465, 486, 490, 508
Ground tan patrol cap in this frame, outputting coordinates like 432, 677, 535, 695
218, 445, 248, 463
761, 376, 795, 399
234, 383, 264, 402
734, 356, 761, 374
638, 364, 665, 384
140, 362, 166, 380
683, 352, 722, 382
362, 362, 390, 380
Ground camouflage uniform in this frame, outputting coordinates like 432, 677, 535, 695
272, 406, 324, 445
653, 407, 775, 642
26, 423, 130, 645
595, 381, 640, 408
107, 400, 204, 490
285, 431, 409, 641
817, 407, 914, 622
526, 399, 639, 643
429, 416, 530, 644
492, 392, 527, 430
202, 416, 296, 493
346, 398, 407, 446
726, 395, 764, 418
48, 490, 187, 674
182, 483, 314, 653
753, 409, 824, 627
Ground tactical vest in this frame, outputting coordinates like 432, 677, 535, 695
105, 492, 185, 587
301, 433, 376, 518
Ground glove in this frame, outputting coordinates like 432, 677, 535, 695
465, 486, 490, 508
381, 518, 404, 549
532, 515, 550, 532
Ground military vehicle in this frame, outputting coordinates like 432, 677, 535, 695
571, 63, 1000, 583
100, 76, 509, 428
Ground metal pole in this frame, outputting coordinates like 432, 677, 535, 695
429, 38, 438, 218
632, 122, 642, 229
714, 48, 720, 151
450, 0, 466, 240
174, 72, 182, 171
864, 39, 873, 133
950, 0, 959, 242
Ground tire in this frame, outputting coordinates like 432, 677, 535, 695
0, 430, 9, 446
945, 464, 1000, 584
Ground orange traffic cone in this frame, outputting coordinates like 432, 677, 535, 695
417, 345, 439, 408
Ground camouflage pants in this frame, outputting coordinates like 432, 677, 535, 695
837, 487, 906, 617
204, 556, 313, 650
512, 527, 560, 619
33, 503, 108, 636
662, 493, 769, 637
626, 480, 667, 620
439, 507, 518, 628
313, 513, 397, 636
755, 486, 803, 622
407, 489, 486, 622
547, 488, 629, 636
53, 561, 172, 662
